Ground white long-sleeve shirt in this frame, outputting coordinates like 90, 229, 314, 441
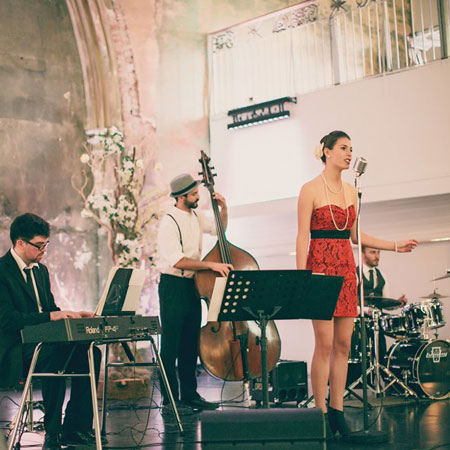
157, 207, 215, 278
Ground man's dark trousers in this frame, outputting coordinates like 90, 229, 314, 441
158, 274, 201, 404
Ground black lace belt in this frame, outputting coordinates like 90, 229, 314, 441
310, 230, 351, 239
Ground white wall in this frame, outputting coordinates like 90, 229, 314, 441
210, 58, 450, 207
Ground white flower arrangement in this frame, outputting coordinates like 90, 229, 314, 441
314, 143, 325, 160
72, 126, 168, 270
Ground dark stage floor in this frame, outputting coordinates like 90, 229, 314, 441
2, 369, 450, 450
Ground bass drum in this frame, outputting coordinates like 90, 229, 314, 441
386, 339, 450, 399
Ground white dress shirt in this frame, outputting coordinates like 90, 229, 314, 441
362, 263, 390, 298
11, 247, 43, 312
157, 207, 215, 278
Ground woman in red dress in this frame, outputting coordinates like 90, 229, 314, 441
296, 130, 417, 438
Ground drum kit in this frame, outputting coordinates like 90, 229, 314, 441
347, 270, 450, 401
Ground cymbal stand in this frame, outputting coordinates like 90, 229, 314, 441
347, 308, 417, 397
421, 315, 433, 340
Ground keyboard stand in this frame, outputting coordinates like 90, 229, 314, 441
100, 336, 183, 435
7, 342, 102, 450
8, 337, 182, 450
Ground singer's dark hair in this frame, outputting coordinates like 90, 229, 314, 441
320, 130, 351, 163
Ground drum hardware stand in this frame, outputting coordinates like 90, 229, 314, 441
346, 308, 418, 399
344, 385, 374, 408
422, 318, 431, 340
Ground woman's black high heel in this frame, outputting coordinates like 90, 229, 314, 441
324, 413, 336, 440
328, 406, 351, 437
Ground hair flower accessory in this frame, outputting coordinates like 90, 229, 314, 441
314, 143, 324, 160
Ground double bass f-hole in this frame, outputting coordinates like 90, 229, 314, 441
195, 151, 281, 382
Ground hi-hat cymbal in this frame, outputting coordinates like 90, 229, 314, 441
431, 270, 450, 281
420, 292, 449, 299
364, 296, 402, 309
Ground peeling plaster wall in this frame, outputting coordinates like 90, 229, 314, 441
0, 0, 104, 310
121, 0, 301, 183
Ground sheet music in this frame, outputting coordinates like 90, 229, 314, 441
95, 267, 146, 316
122, 269, 146, 312
207, 277, 227, 321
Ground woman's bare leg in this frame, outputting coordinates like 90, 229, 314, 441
311, 319, 334, 412
329, 317, 354, 410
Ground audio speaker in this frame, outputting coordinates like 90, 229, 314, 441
251, 360, 308, 404
201, 408, 325, 449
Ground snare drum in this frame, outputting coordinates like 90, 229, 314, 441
386, 339, 450, 399
403, 299, 445, 334
380, 314, 408, 338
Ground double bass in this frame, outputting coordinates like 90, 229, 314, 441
195, 151, 281, 381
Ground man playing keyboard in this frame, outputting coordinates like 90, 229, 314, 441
0, 213, 101, 450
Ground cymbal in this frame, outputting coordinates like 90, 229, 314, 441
364, 296, 402, 309
420, 292, 449, 299
431, 271, 450, 281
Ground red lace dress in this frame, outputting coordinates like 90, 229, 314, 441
306, 205, 357, 317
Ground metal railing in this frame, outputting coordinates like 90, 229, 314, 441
208, 0, 449, 114
294, 0, 450, 89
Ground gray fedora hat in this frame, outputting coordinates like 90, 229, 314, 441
170, 173, 200, 197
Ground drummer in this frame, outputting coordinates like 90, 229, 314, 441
360, 246, 407, 307
358, 246, 408, 362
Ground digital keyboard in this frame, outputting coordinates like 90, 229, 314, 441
21, 315, 161, 344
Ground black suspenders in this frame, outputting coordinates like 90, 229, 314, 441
166, 211, 199, 277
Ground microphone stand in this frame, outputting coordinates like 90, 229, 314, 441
345, 171, 388, 444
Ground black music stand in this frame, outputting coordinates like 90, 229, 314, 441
211, 270, 343, 408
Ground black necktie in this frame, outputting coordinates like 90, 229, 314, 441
24, 268, 34, 291
368, 269, 375, 289
24, 268, 40, 310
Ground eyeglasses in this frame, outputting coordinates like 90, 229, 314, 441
22, 239, 50, 251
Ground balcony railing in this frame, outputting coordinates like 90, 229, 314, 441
208, 0, 449, 115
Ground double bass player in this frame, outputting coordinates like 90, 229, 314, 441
157, 173, 233, 414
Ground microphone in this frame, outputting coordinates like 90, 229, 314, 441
353, 157, 368, 176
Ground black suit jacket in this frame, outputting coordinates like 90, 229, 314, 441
0, 250, 59, 387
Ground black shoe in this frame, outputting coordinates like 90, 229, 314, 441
42, 433, 61, 450
60, 429, 93, 446
162, 402, 195, 416
324, 413, 336, 441
328, 406, 351, 437
83, 430, 109, 445
183, 395, 219, 410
